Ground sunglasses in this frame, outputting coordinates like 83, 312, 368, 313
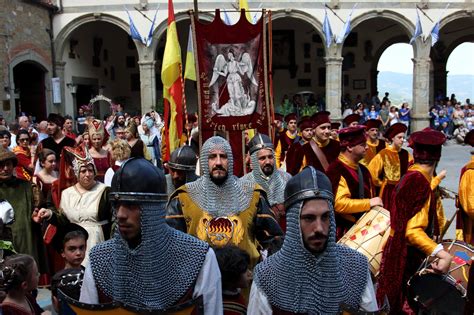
19, 138, 30, 142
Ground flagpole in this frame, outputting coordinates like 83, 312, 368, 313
416, 5, 434, 23
193, 0, 199, 21
134, 6, 154, 23
324, 4, 344, 23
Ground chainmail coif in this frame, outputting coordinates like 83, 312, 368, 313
89, 197, 208, 308
253, 167, 369, 313
185, 136, 255, 216
241, 149, 290, 206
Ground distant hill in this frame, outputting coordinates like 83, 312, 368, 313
377, 71, 474, 105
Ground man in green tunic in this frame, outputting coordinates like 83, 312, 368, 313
0, 147, 45, 276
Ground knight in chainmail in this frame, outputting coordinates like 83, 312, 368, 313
241, 133, 291, 232
165, 145, 198, 196
79, 158, 223, 314
166, 136, 283, 267
248, 166, 378, 314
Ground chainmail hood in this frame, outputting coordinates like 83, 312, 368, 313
185, 136, 255, 216
242, 148, 290, 206
253, 167, 369, 313
89, 158, 209, 309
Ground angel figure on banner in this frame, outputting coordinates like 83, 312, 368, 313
210, 49, 258, 117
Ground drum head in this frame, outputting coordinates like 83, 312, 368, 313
408, 273, 465, 314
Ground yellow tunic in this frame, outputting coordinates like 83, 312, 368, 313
360, 139, 384, 167
275, 130, 297, 168
405, 165, 446, 256
367, 145, 413, 197
333, 155, 372, 224
174, 189, 263, 267
457, 156, 474, 242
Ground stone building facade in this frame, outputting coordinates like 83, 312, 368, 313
2, 1, 474, 131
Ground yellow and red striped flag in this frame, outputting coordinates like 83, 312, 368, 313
162, 0, 184, 160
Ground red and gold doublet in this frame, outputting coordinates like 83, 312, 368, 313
299, 139, 341, 174
376, 165, 445, 313
285, 140, 307, 176
326, 155, 374, 240
367, 146, 412, 213
360, 139, 386, 167
456, 156, 474, 245
275, 130, 298, 168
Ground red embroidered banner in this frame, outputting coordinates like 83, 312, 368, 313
193, 9, 271, 176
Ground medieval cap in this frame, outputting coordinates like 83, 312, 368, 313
284, 113, 298, 124
364, 119, 382, 130
311, 111, 331, 127
338, 125, 367, 148
274, 113, 284, 121
50, 223, 89, 254
384, 123, 407, 141
331, 122, 341, 130
409, 128, 446, 161
342, 114, 360, 127
297, 116, 314, 130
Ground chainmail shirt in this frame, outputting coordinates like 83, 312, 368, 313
253, 168, 369, 313
89, 201, 209, 309
241, 149, 291, 206
185, 136, 255, 216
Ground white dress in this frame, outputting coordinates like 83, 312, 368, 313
59, 182, 108, 266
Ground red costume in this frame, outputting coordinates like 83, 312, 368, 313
286, 116, 313, 175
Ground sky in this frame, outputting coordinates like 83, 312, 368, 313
377, 42, 474, 75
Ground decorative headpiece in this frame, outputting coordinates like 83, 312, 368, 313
87, 119, 105, 137
342, 114, 360, 127
384, 123, 407, 141
64, 146, 96, 178
311, 111, 331, 127
338, 126, 367, 148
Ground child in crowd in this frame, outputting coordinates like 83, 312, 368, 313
51, 223, 88, 270
215, 246, 253, 315
0, 254, 47, 315
50, 268, 84, 314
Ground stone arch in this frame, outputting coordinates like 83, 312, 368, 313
55, 13, 132, 60
439, 10, 474, 30
350, 10, 414, 40
271, 9, 325, 54
150, 11, 215, 54
9, 49, 50, 72
371, 35, 410, 71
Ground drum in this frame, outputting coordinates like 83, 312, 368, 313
408, 239, 474, 314
337, 206, 391, 276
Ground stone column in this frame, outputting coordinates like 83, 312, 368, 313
54, 61, 67, 115
325, 56, 343, 121
138, 60, 157, 114
412, 57, 431, 131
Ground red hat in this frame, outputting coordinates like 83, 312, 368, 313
284, 113, 297, 123
297, 116, 314, 130
338, 126, 367, 148
465, 130, 474, 147
331, 122, 341, 130
343, 114, 361, 127
311, 111, 331, 127
364, 119, 382, 130
274, 113, 284, 121
409, 128, 446, 161
384, 123, 408, 140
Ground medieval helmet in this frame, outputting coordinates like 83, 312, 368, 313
248, 133, 274, 156
167, 146, 197, 172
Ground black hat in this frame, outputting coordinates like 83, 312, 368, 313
284, 166, 333, 209
50, 223, 89, 254
248, 133, 274, 155
167, 146, 197, 171
111, 157, 167, 203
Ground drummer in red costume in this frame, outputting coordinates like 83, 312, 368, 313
326, 126, 382, 240
376, 128, 451, 314
298, 111, 340, 174
286, 116, 314, 175
360, 119, 386, 167
368, 123, 413, 213
274, 113, 299, 169
343, 113, 361, 127
456, 130, 474, 244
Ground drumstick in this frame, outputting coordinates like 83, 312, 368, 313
439, 209, 460, 241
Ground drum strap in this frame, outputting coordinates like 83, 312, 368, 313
357, 166, 365, 199
309, 140, 329, 172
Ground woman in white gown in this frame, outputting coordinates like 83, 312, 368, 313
38, 146, 111, 266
